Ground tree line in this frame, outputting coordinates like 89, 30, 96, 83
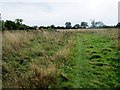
1, 19, 120, 30
1, 19, 37, 30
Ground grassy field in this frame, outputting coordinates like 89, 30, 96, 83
2, 29, 120, 88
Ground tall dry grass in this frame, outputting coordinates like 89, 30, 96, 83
28, 62, 56, 88
2, 30, 75, 88
3, 30, 35, 52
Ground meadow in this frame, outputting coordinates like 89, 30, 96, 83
2, 29, 120, 88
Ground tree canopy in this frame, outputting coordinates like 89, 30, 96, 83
65, 22, 72, 29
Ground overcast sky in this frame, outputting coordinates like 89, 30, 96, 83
0, 0, 119, 26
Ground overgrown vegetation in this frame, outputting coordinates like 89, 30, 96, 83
2, 29, 119, 88
2, 30, 75, 88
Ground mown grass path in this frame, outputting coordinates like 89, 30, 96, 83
70, 33, 91, 88
67, 33, 95, 88
58, 31, 120, 88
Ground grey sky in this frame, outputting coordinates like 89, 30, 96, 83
0, 0, 119, 26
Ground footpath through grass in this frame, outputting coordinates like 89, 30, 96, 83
2, 29, 120, 88
56, 30, 120, 88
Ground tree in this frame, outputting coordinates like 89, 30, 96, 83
95, 21, 105, 28
90, 20, 96, 28
65, 22, 72, 29
81, 22, 88, 28
15, 19, 23, 30
90, 20, 105, 28
50, 25, 55, 29
39, 26, 46, 29
73, 24, 80, 29
19, 24, 30, 30
56, 26, 65, 29
15, 19, 23, 25
32, 26, 38, 30
4, 20, 17, 30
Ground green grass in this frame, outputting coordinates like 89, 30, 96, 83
55, 30, 119, 88
2, 29, 119, 88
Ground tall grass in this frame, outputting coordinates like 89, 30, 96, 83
3, 30, 35, 51
2, 29, 119, 88
2, 30, 75, 88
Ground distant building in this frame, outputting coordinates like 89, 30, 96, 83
118, 1, 120, 23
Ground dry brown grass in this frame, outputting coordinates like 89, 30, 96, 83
2, 31, 35, 52
54, 37, 75, 60
28, 62, 57, 88
2, 30, 75, 88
